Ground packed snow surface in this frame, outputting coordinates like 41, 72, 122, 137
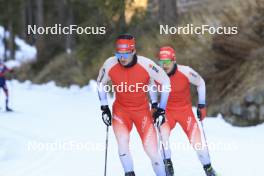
0, 80, 263, 176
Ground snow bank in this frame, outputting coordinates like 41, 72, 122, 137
0, 26, 37, 69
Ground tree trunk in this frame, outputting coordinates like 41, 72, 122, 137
3, 26, 8, 61
25, 0, 34, 44
6, 3, 15, 60
56, 0, 66, 49
118, 1, 126, 32
158, 0, 178, 25
20, 1, 27, 40
65, 4, 75, 54
35, 0, 45, 60
147, 0, 159, 20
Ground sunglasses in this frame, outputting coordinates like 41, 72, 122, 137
159, 59, 172, 66
115, 52, 133, 59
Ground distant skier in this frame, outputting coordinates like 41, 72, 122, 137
97, 34, 171, 176
152, 46, 217, 176
0, 61, 13, 112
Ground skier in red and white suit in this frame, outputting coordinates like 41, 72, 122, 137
97, 34, 171, 176
152, 46, 217, 176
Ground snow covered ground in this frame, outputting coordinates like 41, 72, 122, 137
0, 80, 263, 176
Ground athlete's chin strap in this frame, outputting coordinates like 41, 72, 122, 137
167, 63, 177, 77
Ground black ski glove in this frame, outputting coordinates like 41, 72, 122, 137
152, 108, 166, 127
151, 102, 158, 114
197, 104, 207, 121
151, 102, 158, 110
101, 105, 112, 126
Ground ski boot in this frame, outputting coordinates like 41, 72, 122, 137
6, 106, 13, 112
203, 164, 217, 176
5, 99, 13, 112
164, 159, 174, 176
125, 171, 135, 176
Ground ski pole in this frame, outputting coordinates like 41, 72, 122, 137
104, 125, 109, 176
200, 120, 211, 161
157, 126, 168, 176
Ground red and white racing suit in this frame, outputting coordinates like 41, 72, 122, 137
97, 55, 171, 175
158, 64, 211, 166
